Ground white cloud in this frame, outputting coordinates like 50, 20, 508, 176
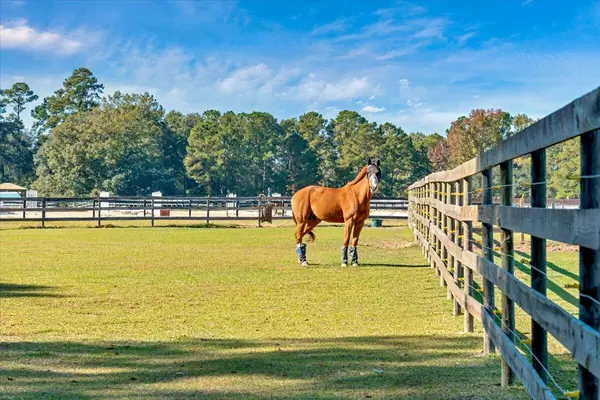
457, 32, 477, 46
217, 64, 273, 94
312, 17, 350, 35
377, 48, 416, 60
411, 17, 449, 39
375, 4, 427, 18
0, 21, 82, 54
397, 79, 411, 86
406, 98, 426, 107
362, 105, 386, 113
297, 74, 374, 101
336, 45, 370, 60
216, 64, 301, 95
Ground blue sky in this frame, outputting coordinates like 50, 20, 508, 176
1, 0, 599, 133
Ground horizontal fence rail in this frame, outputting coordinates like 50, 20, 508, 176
0, 196, 408, 226
408, 87, 600, 400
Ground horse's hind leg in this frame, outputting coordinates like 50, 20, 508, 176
295, 222, 308, 266
295, 219, 320, 266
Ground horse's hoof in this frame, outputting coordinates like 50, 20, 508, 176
351, 263, 359, 267
341, 263, 348, 267
301, 261, 309, 267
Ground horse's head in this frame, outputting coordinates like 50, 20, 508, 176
366, 158, 381, 194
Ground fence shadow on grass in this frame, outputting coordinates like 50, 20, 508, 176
0, 282, 63, 298
470, 240, 579, 309
0, 335, 529, 400
359, 263, 429, 268
512, 255, 579, 309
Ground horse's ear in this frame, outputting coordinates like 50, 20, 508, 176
367, 158, 372, 165
376, 159, 380, 166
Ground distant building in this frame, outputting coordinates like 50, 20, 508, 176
0, 183, 27, 198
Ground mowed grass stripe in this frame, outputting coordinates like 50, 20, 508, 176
1, 224, 530, 399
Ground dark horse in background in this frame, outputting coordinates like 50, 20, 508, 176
291, 159, 381, 267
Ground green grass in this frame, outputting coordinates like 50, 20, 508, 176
0, 222, 562, 399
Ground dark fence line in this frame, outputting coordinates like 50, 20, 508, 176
0, 196, 408, 227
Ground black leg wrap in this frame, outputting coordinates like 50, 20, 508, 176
350, 246, 358, 265
296, 244, 307, 263
341, 246, 348, 265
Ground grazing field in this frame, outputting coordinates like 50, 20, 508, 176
1, 221, 577, 399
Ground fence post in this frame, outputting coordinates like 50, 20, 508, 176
22, 198, 26, 219
427, 183, 432, 265
579, 129, 599, 399
463, 176, 474, 332
482, 168, 495, 355
151, 198, 155, 227
500, 160, 515, 386
97, 197, 101, 227
531, 149, 547, 382
441, 182, 448, 288
453, 180, 462, 316
189, 199, 192, 218
41, 198, 46, 228
436, 182, 443, 277
447, 182, 454, 300
206, 198, 210, 224
257, 197, 262, 227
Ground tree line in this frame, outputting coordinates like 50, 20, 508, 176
0, 67, 581, 198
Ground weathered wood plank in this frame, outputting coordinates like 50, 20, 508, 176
481, 310, 556, 400
408, 86, 600, 189
430, 243, 482, 322
410, 200, 600, 250
415, 209, 562, 398
477, 206, 600, 250
430, 223, 463, 261
460, 251, 600, 379
426, 221, 600, 379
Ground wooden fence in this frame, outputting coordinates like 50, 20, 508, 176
407, 87, 599, 399
0, 196, 408, 227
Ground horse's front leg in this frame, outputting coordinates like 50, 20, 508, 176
341, 219, 354, 267
350, 220, 365, 267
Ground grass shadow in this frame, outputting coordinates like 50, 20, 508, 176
0, 335, 529, 399
513, 259, 578, 308
359, 263, 429, 268
514, 249, 578, 281
0, 282, 63, 298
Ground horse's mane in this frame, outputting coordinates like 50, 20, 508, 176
345, 166, 368, 186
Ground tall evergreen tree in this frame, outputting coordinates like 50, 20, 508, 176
0, 82, 38, 123
32, 67, 104, 131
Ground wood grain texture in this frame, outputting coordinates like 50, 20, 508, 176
481, 310, 557, 400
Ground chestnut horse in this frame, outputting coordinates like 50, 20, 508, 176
291, 159, 381, 267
